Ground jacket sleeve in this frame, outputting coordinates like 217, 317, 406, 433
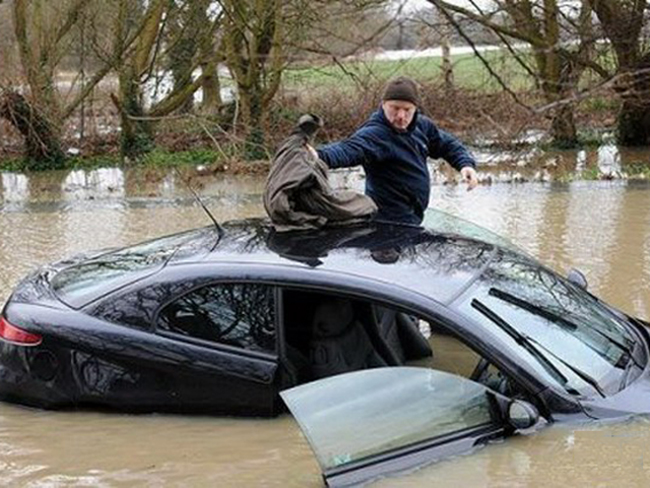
316, 127, 383, 169
425, 120, 476, 171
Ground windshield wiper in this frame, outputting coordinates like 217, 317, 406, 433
472, 299, 605, 398
472, 300, 569, 387
619, 354, 638, 390
488, 288, 638, 368
526, 337, 607, 398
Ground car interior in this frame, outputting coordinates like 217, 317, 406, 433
280, 289, 515, 396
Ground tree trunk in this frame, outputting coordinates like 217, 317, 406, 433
200, 62, 222, 115
222, 0, 284, 160
550, 103, 578, 148
169, 37, 197, 114
167, 1, 199, 116
616, 55, 650, 146
194, 0, 221, 115
0, 92, 65, 170
536, 47, 579, 147
617, 99, 650, 146
241, 89, 267, 160
117, 68, 154, 161
440, 19, 454, 91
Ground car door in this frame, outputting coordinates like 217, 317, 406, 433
154, 281, 279, 415
281, 367, 537, 487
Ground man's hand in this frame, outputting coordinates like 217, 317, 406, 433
460, 166, 479, 191
306, 143, 318, 159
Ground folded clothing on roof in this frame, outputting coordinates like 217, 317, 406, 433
264, 115, 377, 232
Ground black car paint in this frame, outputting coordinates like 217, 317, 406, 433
0, 219, 647, 421
2, 300, 278, 415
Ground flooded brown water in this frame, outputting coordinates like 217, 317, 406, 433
1, 165, 650, 487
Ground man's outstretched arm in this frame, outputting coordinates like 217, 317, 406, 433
316, 128, 380, 169
427, 123, 478, 190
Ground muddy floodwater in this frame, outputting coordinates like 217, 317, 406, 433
1, 162, 650, 487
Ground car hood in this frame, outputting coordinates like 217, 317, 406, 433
581, 365, 650, 418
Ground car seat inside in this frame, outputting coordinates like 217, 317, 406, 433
281, 289, 432, 386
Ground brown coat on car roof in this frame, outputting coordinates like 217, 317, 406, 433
264, 115, 377, 232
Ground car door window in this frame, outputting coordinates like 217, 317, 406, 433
281, 367, 505, 485
405, 320, 515, 395
157, 283, 276, 353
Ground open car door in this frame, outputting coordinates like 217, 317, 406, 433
281, 367, 539, 487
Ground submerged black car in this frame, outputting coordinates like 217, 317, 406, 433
1, 210, 649, 486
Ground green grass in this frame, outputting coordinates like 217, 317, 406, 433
0, 148, 225, 173
581, 96, 618, 113
283, 50, 535, 92
139, 148, 223, 167
624, 162, 650, 178
0, 157, 27, 172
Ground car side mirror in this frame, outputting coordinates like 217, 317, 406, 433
567, 268, 588, 290
507, 400, 539, 430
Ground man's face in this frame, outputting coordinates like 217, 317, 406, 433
382, 100, 417, 131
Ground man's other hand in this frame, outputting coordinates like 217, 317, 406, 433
306, 144, 318, 159
461, 167, 478, 191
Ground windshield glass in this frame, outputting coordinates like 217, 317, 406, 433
456, 250, 637, 396
281, 368, 495, 472
52, 227, 216, 307
423, 209, 524, 254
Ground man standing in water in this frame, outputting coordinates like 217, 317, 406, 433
314, 76, 478, 225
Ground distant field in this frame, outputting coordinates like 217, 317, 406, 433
282, 50, 535, 92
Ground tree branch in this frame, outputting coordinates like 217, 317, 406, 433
426, 0, 546, 47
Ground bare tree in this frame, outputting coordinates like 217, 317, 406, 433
293, 1, 394, 61
220, 0, 286, 158
426, 0, 598, 147
2, 0, 92, 166
166, 0, 220, 115
1, 0, 148, 168
588, 0, 650, 146
111, 0, 221, 160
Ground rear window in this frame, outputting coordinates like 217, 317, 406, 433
52, 228, 216, 308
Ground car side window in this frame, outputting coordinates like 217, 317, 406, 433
365, 307, 516, 396
412, 323, 483, 375
280, 289, 517, 396
157, 283, 276, 353
411, 322, 509, 393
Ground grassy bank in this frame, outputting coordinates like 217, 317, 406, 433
283, 50, 534, 92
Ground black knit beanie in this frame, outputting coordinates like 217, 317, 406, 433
382, 76, 420, 106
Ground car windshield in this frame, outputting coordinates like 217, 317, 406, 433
281, 368, 496, 473
456, 250, 639, 397
52, 227, 216, 308
423, 209, 525, 254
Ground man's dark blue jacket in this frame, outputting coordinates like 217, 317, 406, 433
317, 107, 476, 225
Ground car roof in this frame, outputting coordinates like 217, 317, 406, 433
49, 214, 526, 309
169, 218, 499, 305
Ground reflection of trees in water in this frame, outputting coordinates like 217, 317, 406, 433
159, 284, 275, 353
